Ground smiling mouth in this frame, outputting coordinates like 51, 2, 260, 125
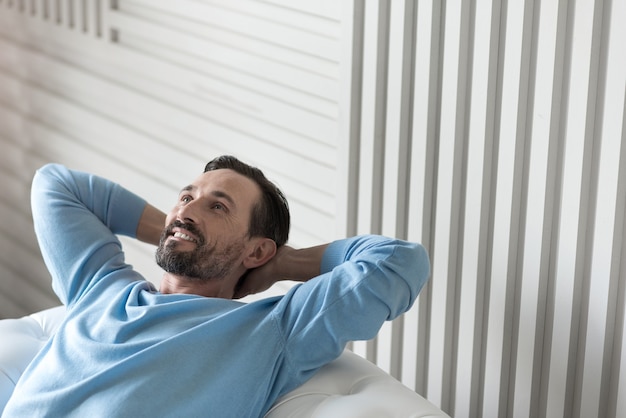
162, 220, 204, 247
172, 231, 198, 243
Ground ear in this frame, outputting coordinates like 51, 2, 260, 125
243, 238, 277, 269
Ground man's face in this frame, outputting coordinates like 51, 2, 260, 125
155, 169, 261, 282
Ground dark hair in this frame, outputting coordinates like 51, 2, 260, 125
204, 155, 290, 247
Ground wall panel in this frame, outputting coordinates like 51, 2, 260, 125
0, 0, 345, 320
345, 0, 625, 417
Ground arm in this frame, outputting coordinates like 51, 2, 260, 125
272, 236, 430, 377
31, 164, 150, 306
136, 203, 166, 246
233, 244, 329, 299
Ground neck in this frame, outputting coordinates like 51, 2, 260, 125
159, 273, 237, 299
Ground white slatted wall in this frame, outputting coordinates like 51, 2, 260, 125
1, 1, 625, 418
0, 0, 343, 310
341, 0, 626, 417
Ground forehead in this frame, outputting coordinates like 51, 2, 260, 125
187, 169, 261, 208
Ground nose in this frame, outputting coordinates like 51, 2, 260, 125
177, 200, 198, 224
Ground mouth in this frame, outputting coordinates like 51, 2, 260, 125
172, 231, 198, 243
163, 220, 203, 247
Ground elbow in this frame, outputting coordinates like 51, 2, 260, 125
411, 242, 431, 294
396, 241, 431, 311
379, 240, 430, 319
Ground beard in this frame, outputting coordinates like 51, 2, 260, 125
155, 220, 244, 282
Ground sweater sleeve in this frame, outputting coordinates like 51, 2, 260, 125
30, 164, 147, 307
273, 235, 430, 378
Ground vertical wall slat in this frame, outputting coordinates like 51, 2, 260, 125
482, 0, 533, 415
609, 78, 626, 418
404, 0, 442, 396
543, 0, 582, 417
356, 0, 388, 237
580, 115, 619, 417
453, 0, 503, 416
444, 0, 473, 411
597, 0, 626, 415
505, 1, 539, 417
604, 101, 626, 418
579, 0, 621, 416
532, 1, 569, 417
571, 0, 613, 416
336, 0, 364, 355
426, 0, 472, 409
509, 0, 547, 416
382, 0, 416, 381
355, 0, 390, 364
336, 0, 363, 242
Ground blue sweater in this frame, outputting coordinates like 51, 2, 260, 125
3, 164, 430, 418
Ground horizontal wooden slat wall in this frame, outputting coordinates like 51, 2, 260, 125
0, 0, 344, 319
343, 0, 626, 418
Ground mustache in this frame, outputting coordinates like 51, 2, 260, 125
162, 220, 205, 245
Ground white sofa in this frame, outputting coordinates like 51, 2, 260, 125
0, 306, 449, 417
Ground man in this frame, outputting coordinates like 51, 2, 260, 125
3, 155, 430, 418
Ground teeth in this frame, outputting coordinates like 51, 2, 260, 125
174, 232, 195, 242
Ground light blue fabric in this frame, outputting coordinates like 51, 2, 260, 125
3, 164, 430, 418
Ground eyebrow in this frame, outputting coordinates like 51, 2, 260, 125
179, 185, 236, 207
211, 190, 236, 207
180, 185, 195, 194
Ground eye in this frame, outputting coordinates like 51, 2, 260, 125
211, 202, 225, 210
180, 195, 192, 204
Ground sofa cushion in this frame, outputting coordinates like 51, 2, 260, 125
0, 306, 65, 413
